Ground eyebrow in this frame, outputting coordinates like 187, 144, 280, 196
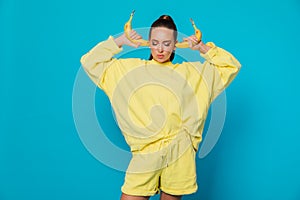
151, 39, 172, 43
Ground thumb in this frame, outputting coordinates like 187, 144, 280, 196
132, 41, 141, 48
183, 37, 193, 48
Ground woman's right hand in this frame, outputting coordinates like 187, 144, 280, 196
114, 30, 142, 48
184, 35, 211, 54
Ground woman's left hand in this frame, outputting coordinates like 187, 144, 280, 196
184, 35, 211, 54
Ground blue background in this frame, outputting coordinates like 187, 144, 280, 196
1, 0, 300, 199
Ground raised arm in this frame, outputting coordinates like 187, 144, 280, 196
80, 30, 143, 89
185, 35, 241, 101
200, 42, 241, 101
80, 36, 122, 89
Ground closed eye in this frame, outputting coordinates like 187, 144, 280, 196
163, 42, 171, 46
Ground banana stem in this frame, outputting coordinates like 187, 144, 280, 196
190, 18, 198, 30
190, 18, 195, 25
131, 10, 135, 17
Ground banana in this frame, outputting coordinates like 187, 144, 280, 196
124, 10, 149, 46
175, 18, 202, 48
124, 11, 202, 48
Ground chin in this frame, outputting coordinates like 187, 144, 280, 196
155, 57, 170, 63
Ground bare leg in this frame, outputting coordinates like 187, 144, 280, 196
120, 193, 150, 200
160, 191, 182, 200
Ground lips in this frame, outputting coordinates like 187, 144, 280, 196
157, 54, 164, 59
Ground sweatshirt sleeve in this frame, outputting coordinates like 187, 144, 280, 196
80, 36, 122, 89
200, 42, 241, 101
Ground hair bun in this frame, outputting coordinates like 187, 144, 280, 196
159, 15, 173, 22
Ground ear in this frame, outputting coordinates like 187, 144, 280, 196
174, 40, 177, 51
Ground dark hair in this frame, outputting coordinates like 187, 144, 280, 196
149, 15, 177, 61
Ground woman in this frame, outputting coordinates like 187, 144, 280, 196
80, 15, 241, 200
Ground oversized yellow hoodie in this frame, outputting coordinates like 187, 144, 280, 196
80, 36, 241, 153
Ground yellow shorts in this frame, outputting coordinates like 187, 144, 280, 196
121, 131, 198, 196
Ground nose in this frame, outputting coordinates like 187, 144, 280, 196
157, 44, 163, 52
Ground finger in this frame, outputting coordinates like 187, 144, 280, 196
132, 34, 142, 40
187, 39, 193, 48
130, 31, 143, 40
133, 41, 141, 48
130, 30, 141, 37
183, 37, 194, 47
129, 30, 137, 36
183, 37, 191, 42
191, 35, 199, 44
184, 36, 197, 43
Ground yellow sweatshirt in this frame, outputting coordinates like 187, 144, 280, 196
80, 36, 241, 152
